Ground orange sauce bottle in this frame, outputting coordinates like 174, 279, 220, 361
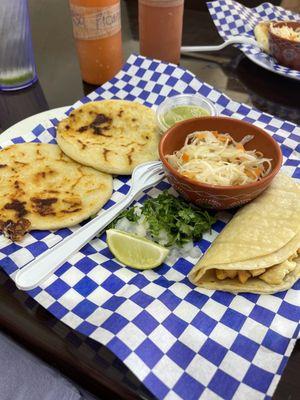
139, 0, 184, 65
69, 0, 123, 85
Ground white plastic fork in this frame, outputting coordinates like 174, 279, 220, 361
181, 35, 261, 53
15, 161, 165, 291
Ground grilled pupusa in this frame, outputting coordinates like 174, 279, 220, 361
56, 100, 160, 175
0, 143, 112, 240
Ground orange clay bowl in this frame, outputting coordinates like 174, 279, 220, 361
159, 117, 282, 210
269, 21, 300, 71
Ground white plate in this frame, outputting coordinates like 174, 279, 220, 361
245, 52, 300, 81
1, 106, 70, 142
207, 1, 300, 81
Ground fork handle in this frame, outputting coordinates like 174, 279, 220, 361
15, 191, 136, 291
181, 35, 259, 53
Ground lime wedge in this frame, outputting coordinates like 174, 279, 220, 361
106, 229, 169, 269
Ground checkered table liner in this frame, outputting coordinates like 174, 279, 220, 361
0, 271, 154, 399
1, 54, 299, 400
208, 1, 300, 80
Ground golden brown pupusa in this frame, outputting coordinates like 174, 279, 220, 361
56, 100, 160, 175
0, 143, 112, 240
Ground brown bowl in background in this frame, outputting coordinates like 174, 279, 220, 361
269, 21, 300, 71
159, 117, 282, 209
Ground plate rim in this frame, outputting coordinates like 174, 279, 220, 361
244, 52, 300, 81
0, 106, 70, 143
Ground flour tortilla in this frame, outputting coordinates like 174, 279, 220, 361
0, 143, 112, 240
189, 174, 300, 294
56, 100, 160, 175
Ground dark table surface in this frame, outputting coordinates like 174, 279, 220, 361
0, 1, 299, 399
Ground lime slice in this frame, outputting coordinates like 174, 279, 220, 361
106, 229, 169, 269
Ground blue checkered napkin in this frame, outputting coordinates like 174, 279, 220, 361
0, 54, 300, 400
207, 0, 300, 80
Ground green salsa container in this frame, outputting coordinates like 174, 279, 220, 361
156, 94, 217, 132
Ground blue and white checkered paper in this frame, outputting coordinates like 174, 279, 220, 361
1, 55, 300, 400
0, 272, 153, 400
208, 0, 300, 80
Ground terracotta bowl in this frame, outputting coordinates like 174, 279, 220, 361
159, 117, 282, 210
269, 21, 300, 71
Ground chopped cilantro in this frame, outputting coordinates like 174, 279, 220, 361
109, 192, 215, 247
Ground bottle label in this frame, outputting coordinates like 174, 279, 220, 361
70, 3, 121, 40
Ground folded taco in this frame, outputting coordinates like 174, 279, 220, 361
189, 174, 300, 294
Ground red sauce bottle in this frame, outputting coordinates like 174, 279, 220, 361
69, 0, 123, 85
139, 0, 184, 64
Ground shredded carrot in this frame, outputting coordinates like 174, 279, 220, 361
236, 143, 245, 151
253, 167, 262, 177
212, 131, 219, 137
196, 133, 206, 139
245, 167, 262, 179
245, 169, 254, 179
182, 172, 195, 179
217, 134, 228, 142
182, 153, 190, 162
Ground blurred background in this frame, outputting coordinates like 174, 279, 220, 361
0, 0, 299, 132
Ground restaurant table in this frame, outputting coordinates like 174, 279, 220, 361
0, 1, 299, 399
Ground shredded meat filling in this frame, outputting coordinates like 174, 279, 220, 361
214, 250, 299, 285
0, 218, 31, 241
259, 260, 297, 285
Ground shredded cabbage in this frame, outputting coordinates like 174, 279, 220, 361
166, 130, 272, 186
270, 23, 300, 42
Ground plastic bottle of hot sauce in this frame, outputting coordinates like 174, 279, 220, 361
68, 0, 123, 85
139, 0, 184, 65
